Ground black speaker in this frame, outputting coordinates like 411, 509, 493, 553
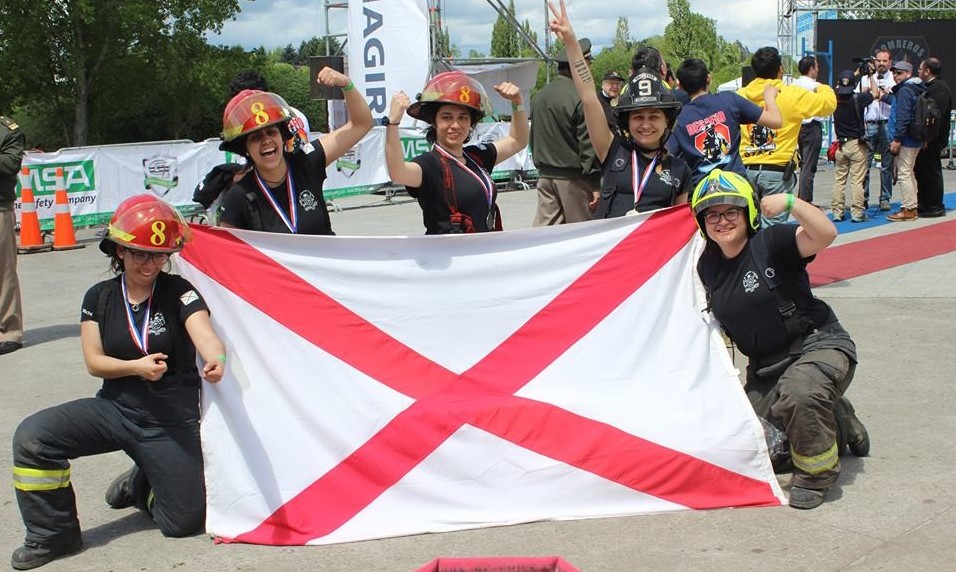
309, 56, 346, 100
741, 66, 756, 88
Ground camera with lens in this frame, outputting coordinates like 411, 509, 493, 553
852, 56, 876, 76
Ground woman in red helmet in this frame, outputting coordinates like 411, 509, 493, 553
10, 195, 226, 570
384, 72, 529, 233
548, 0, 692, 218
218, 67, 373, 234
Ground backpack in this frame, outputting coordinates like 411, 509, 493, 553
908, 90, 943, 142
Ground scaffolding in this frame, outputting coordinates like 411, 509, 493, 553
777, 0, 956, 57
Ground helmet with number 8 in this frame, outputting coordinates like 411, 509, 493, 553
99, 194, 192, 255
220, 89, 294, 154
690, 169, 760, 237
407, 71, 494, 124
615, 67, 682, 145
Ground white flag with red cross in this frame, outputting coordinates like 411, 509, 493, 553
176, 207, 785, 546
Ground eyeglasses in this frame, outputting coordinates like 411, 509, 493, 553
127, 251, 170, 265
892, 70, 906, 75
704, 208, 743, 225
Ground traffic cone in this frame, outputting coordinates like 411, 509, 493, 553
52, 167, 85, 251
16, 166, 52, 254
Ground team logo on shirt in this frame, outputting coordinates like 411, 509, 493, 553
299, 190, 319, 211
742, 270, 760, 293
658, 168, 674, 187
148, 312, 167, 337
180, 290, 199, 306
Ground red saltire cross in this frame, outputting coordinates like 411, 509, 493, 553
181, 207, 778, 546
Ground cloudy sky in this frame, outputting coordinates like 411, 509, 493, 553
209, 0, 780, 56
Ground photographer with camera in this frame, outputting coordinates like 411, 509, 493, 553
830, 68, 881, 222
855, 50, 896, 212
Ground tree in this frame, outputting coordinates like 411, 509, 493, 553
613, 17, 631, 53
0, 0, 240, 147
490, 0, 520, 58
518, 20, 539, 58
663, 0, 719, 71
280, 44, 298, 65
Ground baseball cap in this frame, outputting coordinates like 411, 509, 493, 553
603, 71, 625, 82
891, 61, 913, 73
835, 70, 856, 95
553, 38, 591, 64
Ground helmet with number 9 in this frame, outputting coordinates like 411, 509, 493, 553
407, 71, 494, 124
615, 68, 682, 145
690, 169, 760, 237
99, 194, 192, 255
220, 89, 294, 154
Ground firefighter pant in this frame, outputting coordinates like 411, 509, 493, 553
12, 396, 205, 546
745, 348, 855, 490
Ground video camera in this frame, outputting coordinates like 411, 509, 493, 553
852, 56, 876, 76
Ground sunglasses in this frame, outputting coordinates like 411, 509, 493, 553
892, 69, 907, 75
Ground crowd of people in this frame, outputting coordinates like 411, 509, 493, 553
11, 0, 956, 565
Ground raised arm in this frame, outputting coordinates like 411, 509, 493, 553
756, 83, 783, 129
491, 82, 529, 164
760, 194, 837, 258
547, 0, 613, 161
316, 67, 374, 166
383, 91, 424, 187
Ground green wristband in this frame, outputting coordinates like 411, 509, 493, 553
511, 103, 525, 114
216, 354, 227, 364
342, 80, 355, 92
785, 194, 795, 212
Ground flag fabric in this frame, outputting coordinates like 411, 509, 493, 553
176, 206, 785, 547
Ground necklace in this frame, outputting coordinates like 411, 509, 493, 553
131, 302, 141, 312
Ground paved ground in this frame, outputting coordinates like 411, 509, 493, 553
3, 162, 956, 571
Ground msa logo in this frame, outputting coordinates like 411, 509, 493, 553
19, 162, 96, 194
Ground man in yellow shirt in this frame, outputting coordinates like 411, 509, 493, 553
738, 47, 836, 226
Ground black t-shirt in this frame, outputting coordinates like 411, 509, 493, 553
80, 273, 209, 422
598, 137, 692, 218
220, 145, 333, 234
409, 144, 499, 234
833, 92, 874, 140
698, 225, 832, 359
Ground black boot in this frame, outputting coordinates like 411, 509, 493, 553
834, 396, 870, 457
11, 536, 82, 570
105, 466, 137, 509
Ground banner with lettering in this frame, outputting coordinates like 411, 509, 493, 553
347, 0, 429, 126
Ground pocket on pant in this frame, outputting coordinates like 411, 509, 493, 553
811, 350, 850, 387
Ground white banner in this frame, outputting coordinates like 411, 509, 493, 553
348, 0, 430, 126
14, 124, 535, 228
176, 208, 785, 546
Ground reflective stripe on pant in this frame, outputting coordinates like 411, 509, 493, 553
746, 348, 854, 489
13, 466, 71, 492
12, 396, 205, 546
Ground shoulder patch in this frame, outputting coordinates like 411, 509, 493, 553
180, 290, 200, 306
0, 116, 20, 130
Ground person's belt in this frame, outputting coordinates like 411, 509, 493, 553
865, 119, 888, 124
745, 164, 788, 173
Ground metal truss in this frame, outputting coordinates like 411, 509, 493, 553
778, 0, 956, 56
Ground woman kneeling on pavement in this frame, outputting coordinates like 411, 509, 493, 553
691, 169, 869, 509
384, 72, 529, 234
11, 195, 226, 570
548, 0, 692, 217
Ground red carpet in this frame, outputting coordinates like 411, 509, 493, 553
810, 219, 956, 287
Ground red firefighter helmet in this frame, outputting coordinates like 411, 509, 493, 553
99, 194, 191, 255
407, 71, 493, 123
220, 89, 294, 153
